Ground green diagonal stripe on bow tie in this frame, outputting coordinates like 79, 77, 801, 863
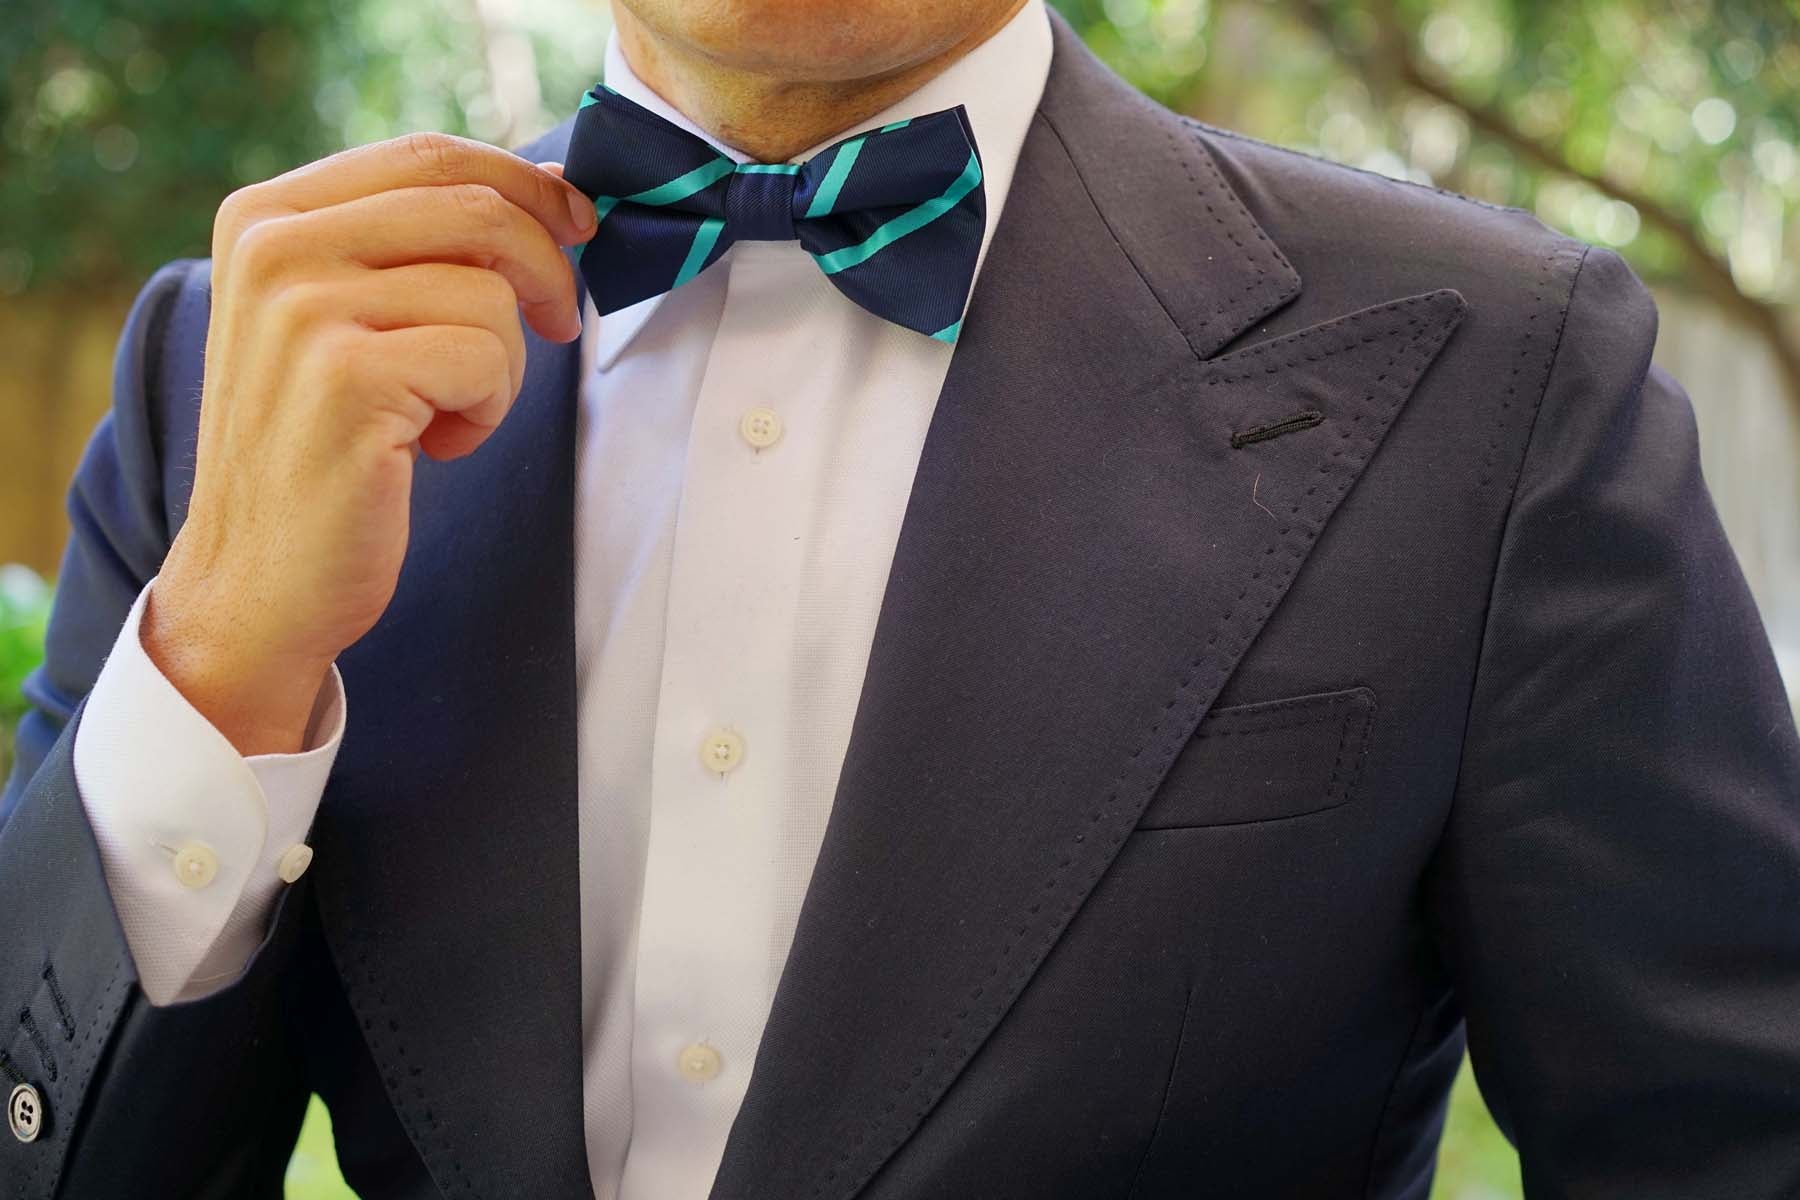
811, 151, 983, 276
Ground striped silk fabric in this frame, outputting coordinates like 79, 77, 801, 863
562, 84, 987, 342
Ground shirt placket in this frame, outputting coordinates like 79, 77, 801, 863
621, 242, 838, 1194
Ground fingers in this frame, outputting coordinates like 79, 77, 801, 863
373, 325, 514, 432
335, 263, 530, 397
297, 185, 582, 342
201, 138, 595, 473
333, 324, 513, 463
254, 132, 597, 248
417, 411, 496, 462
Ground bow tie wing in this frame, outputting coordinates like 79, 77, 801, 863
793, 108, 986, 341
565, 87, 738, 316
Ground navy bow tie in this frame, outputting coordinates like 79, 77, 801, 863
562, 85, 986, 342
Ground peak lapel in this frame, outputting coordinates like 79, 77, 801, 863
709, 17, 1466, 1200
309, 280, 591, 1197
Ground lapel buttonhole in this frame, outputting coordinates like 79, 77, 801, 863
1228, 408, 1325, 449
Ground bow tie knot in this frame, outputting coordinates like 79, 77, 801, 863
563, 86, 986, 342
725, 165, 802, 242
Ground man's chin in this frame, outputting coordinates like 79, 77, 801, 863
613, 0, 1012, 85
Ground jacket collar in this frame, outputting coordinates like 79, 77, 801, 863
308, 11, 1465, 1199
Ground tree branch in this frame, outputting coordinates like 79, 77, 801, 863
1291, 0, 1800, 415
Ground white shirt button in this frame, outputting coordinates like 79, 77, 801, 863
171, 842, 219, 890
699, 727, 745, 775
676, 1042, 722, 1083
276, 844, 315, 884
738, 407, 783, 450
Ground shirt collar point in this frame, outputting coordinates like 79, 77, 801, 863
588, 292, 668, 374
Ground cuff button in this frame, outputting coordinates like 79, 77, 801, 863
8, 1083, 43, 1144
276, 844, 314, 884
172, 842, 220, 890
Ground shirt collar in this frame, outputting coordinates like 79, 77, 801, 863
586, 0, 1053, 372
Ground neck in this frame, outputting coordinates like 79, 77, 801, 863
608, 0, 1028, 162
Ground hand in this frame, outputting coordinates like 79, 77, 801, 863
141, 133, 597, 756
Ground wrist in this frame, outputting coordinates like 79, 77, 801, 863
141, 578, 335, 757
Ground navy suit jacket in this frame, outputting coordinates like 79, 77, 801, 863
5, 16, 1800, 1199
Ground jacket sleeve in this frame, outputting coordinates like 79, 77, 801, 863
1429, 245, 1800, 1197
0, 260, 313, 1199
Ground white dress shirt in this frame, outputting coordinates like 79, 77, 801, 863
71, 5, 1052, 1197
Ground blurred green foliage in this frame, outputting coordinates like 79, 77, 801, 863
0, 567, 54, 785
3, 1, 342, 291
1055, 0, 1799, 304
287, 1097, 358, 1200
6, 0, 1796, 304
1437, 1059, 1523, 1200
8, 0, 1798, 306
1, 0, 605, 295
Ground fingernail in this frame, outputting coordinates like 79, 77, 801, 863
566, 187, 596, 237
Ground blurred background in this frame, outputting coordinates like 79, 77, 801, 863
3, 0, 1798, 1196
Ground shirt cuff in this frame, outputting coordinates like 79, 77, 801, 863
72, 576, 346, 1005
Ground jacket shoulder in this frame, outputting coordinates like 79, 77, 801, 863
1185, 117, 1626, 341
1191, 117, 1583, 268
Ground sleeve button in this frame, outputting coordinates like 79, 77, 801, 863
8, 1083, 43, 1143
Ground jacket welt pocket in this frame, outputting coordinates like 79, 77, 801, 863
1136, 686, 1377, 830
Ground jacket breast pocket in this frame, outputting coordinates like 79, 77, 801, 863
1136, 686, 1377, 830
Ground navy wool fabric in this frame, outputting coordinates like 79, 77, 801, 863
562, 85, 985, 341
